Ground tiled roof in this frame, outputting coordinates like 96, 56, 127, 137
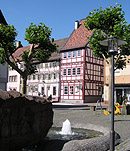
12, 37, 68, 62
0, 10, 7, 25
49, 37, 68, 61
12, 46, 30, 61
61, 19, 93, 51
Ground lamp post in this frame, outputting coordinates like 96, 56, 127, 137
100, 36, 126, 151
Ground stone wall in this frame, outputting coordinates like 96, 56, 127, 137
0, 90, 53, 151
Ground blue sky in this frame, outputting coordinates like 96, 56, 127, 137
1, 0, 130, 46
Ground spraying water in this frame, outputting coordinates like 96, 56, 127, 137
59, 119, 72, 135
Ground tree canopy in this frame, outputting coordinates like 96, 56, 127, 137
0, 23, 57, 94
84, 3, 130, 69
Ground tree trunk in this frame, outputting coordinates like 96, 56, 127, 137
108, 57, 112, 112
21, 76, 27, 94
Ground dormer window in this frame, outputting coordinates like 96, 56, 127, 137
63, 52, 67, 58
77, 50, 81, 56
68, 51, 71, 58
73, 51, 76, 57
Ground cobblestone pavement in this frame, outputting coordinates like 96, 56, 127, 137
52, 104, 130, 150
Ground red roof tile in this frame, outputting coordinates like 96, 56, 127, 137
61, 19, 93, 51
12, 37, 68, 62
12, 46, 30, 61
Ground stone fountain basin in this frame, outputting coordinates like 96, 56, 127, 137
52, 123, 120, 151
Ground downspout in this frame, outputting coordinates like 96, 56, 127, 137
59, 58, 61, 102
82, 48, 86, 102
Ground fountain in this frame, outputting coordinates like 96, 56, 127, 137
46, 119, 103, 141
59, 119, 72, 135
20, 119, 116, 151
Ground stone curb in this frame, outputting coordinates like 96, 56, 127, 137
53, 123, 121, 151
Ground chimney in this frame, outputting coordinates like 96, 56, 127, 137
16, 41, 22, 48
75, 20, 79, 29
51, 38, 54, 43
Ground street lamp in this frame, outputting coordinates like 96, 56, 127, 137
100, 36, 126, 151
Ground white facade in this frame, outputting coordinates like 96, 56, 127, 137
7, 65, 21, 91
7, 61, 60, 102
27, 61, 60, 101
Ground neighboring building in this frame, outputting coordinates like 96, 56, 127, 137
60, 19, 104, 103
0, 10, 8, 90
27, 38, 68, 101
7, 38, 68, 102
104, 56, 130, 105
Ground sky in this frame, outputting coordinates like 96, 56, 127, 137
1, 0, 130, 46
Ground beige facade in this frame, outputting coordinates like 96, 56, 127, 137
104, 56, 130, 104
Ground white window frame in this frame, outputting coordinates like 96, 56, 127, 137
75, 85, 80, 94
63, 52, 67, 58
73, 51, 76, 57
63, 69, 66, 76
72, 68, 76, 75
77, 68, 81, 75
53, 86, 56, 96
64, 86, 68, 95
68, 51, 71, 58
68, 69, 71, 75
77, 50, 81, 56
69, 86, 73, 95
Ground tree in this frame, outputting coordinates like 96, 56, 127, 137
84, 4, 130, 111
0, 23, 57, 94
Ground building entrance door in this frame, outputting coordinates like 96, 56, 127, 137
116, 89, 123, 104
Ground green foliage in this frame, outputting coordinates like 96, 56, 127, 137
0, 24, 17, 64
24, 23, 57, 63
25, 23, 51, 44
84, 3, 130, 69
0, 22, 57, 94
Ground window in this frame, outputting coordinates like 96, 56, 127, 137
53, 62, 56, 67
35, 85, 38, 91
33, 74, 35, 80
38, 74, 40, 80
9, 76, 17, 82
64, 86, 68, 94
68, 69, 71, 75
50, 63, 52, 68
101, 68, 104, 76
45, 73, 48, 79
73, 51, 76, 57
63, 52, 67, 58
28, 75, 31, 80
41, 87, 44, 95
69, 86, 73, 95
42, 74, 45, 80
54, 73, 56, 79
77, 68, 81, 75
63, 69, 66, 76
40, 63, 43, 69
68, 51, 71, 58
21, 63, 23, 71
45, 63, 48, 68
77, 50, 81, 56
75, 86, 79, 93
72, 68, 76, 75
53, 87, 56, 95
48, 74, 51, 80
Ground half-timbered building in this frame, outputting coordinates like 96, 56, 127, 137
60, 19, 104, 103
